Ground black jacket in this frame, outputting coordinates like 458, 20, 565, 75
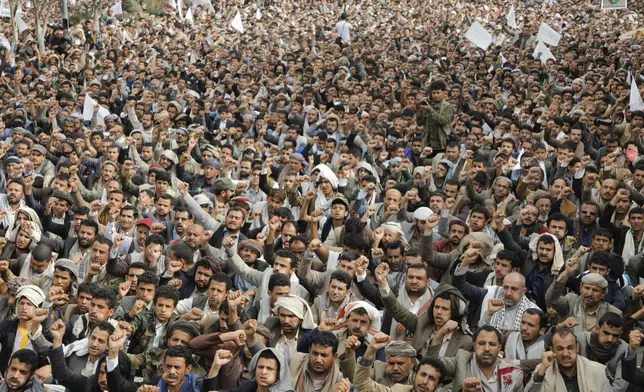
48, 346, 137, 392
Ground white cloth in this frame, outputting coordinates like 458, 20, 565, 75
335, 21, 352, 43
622, 228, 644, 262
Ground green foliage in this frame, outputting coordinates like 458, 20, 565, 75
122, 0, 143, 16
69, 9, 91, 25
143, 0, 165, 16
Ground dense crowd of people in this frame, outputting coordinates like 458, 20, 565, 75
0, 0, 644, 391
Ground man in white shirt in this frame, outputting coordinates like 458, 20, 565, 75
335, 14, 353, 45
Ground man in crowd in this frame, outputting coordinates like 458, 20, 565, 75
2, 0, 644, 390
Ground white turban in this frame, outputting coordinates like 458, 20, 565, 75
16, 285, 45, 307
273, 295, 317, 330
312, 164, 338, 189
413, 207, 433, 221
337, 301, 382, 333
381, 222, 410, 249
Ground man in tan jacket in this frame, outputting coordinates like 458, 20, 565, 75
353, 332, 446, 392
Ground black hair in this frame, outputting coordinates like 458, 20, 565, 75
473, 325, 502, 343
547, 213, 570, 234
537, 234, 556, 247
343, 233, 367, 252
415, 357, 446, 384
92, 287, 118, 309
523, 308, 548, 329
194, 258, 217, 274
80, 219, 99, 235
154, 285, 180, 306
330, 270, 352, 289
94, 236, 113, 249
174, 205, 194, 220
470, 205, 490, 221
429, 80, 447, 92
208, 273, 232, 292
275, 249, 299, 269
164, 345, 193, 366
9, 349, 39, 373
310, 330, 339, 354
137, 271, 158, 286
496, 250, 522, 269
630, 207, 644, 218
385, 241, 405, 254
145, 234, 166, 247
92, 321, 116, 335
339, 251, 360, 262
406, 263, 429, 278
170, 241, 193, 263
598, 312, 623, 330
31, 243, 52, 262
268, 273, 291, 291
77, 282, 96, 296
256, 350, 280, 374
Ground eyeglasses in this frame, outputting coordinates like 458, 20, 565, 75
581, 210, 597, 215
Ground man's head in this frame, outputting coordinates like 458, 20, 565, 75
447, 220, 468, 246
551, 328, 578, 371
384, 341, 416, 384
88, 322, 115, 359
405, 264, 429, 297
588, 252, 611, 277
593, 312, 623, 351
502, 272, 527, 308
89, 288, 117, 324
267, 273, 291, 306
535, 235, 556, 264
78, 219, 99, 248
193, 258, 216, 291
591, 229, 613, 252
162, 346, 193, 389
520, 308, 547, 344
347, 307, 372, 339
580, 202, 599, 226
135, 271, 158, 303
468, 206, 490, 232
15, 285, 44, 322
580, 273, 608, 309
472, 326, 502, 368
308, 331, 339, 376
76, 283, 95, 314
273, 249, 298, 277
5, 349, 38, 392
207, 273, 231, 310
412, 357, 445, 392
629, 207, 644, 233
168, 241, 194, 272
30, 244, 53, 274
53, 262, 77, 293
238, 240, 262, 264
174, 207, 194, 237
253, 350, 281, 389
547, 214, 569, 240
90, 237, 112, 267
167, 321, 200, 347
154, 286, 180, 323
494, 250, 521, 281
385, 241, 405, 268
328, 270, 351, 305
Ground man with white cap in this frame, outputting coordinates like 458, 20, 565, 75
0, 284, 46, 374
403, 206, 433, 250
546, 257, 621, 332
264, 295, 316, 364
